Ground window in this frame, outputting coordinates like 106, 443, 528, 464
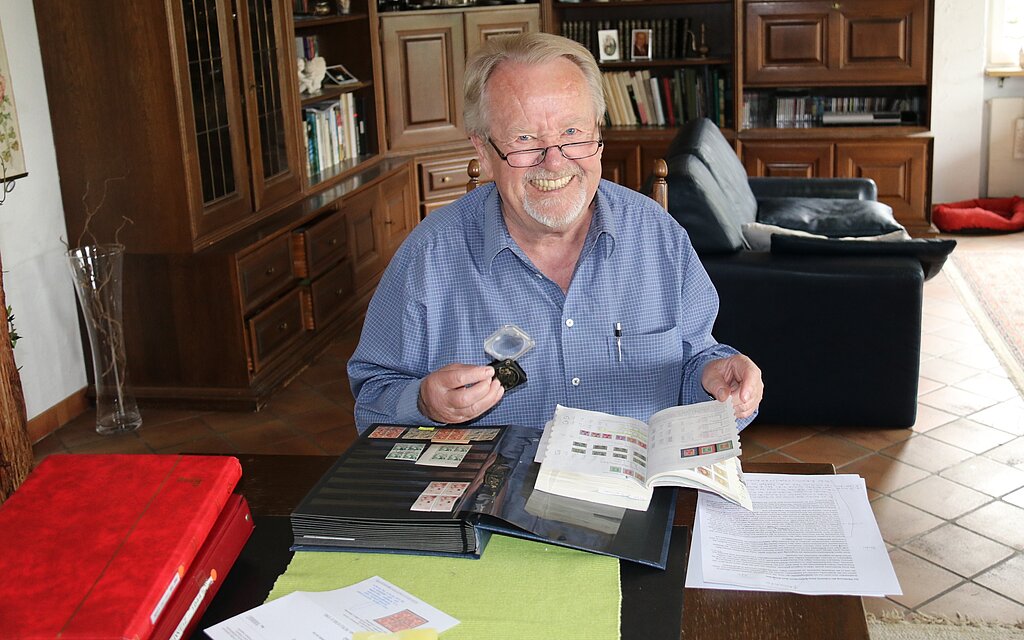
989, 0, 1024, 67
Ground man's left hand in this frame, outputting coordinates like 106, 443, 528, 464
701, 354, 763, 419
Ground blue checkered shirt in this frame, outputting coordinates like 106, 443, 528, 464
348, 180, 753, 433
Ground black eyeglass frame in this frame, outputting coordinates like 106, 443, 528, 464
487, 138, 605, 168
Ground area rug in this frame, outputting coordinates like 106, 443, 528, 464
946, 251, 1024, 396
869, 612, 1024, 639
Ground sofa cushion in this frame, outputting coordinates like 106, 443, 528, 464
666, 119, 758, 230
770, 235, 957, 281
741, 222, 910, 251
666, 154, 750, 253
757, 197, 904, 237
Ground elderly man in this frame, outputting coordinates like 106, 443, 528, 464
348, 32, 762, 433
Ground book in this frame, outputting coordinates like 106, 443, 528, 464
291, 424, 677, 568
0, 454, 241, 639
534, 399, 751, 512
150, 493, 253, 640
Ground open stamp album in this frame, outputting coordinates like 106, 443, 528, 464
535, 399, 752, 511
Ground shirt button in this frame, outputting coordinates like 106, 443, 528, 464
565, 319, 574, 328
571, 377, 580, 386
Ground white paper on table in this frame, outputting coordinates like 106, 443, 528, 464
205, 575, 459, 640
684, 473, 901, 596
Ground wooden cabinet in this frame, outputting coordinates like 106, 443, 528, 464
416, 150, 488, 218
36, 0, 306, 253
744, 0, 929, 86
741, 135, 931, 234
36, 1, 420, 409
601, 133, 673, 193
741, 141, 835, 178
381, 6, 540, 152
836, 138, 930, 229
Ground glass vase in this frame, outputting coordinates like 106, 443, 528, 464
66, 244, 142, 435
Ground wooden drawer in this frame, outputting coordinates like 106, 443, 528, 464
420, 154, 481, 202
293, 210, 347, 279
310, 259, 355, 329
237, 235, 297, 313
247, 289, 307, 372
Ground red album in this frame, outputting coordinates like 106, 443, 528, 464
0, 454, 241, 639
151, 493, 253, 640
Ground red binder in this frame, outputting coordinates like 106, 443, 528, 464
0, 454, 241, 639
150, 493, 253, 640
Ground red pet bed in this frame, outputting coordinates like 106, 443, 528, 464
932, 196, 1024, 233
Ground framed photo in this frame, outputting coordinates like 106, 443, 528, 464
630, 28, 652, 61
597, 29, 620, 62
324, 63, 359, 87
0, 20, 27, 182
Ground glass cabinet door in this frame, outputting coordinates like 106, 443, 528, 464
180, 0, 253, 240
236, 0, 303, 210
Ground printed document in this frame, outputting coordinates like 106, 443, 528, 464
205, 575, 459, 640
685, 473, 900, 596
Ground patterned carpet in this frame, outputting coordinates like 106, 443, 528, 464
947, 250, 1024, 395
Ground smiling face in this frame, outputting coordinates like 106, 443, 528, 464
471, 57, 603, 234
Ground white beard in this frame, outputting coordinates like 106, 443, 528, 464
522, 167, 589, 229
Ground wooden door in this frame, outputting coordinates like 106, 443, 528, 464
173, 0, 255, 241
600, 142, 642, 191
381, 13, 467, 151
836, 138, 930, 233
344, 184, 387, 295
379, 166, 419, 256
234, 0, 304, 211
464, 6, 540, 57
741, 140, 835, 177
745, 0, 928, 85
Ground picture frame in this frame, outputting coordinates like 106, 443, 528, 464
0, 20, 27, 184
597, 29, 621, 62
630, 28, 653, 61
324, 63, 359, 87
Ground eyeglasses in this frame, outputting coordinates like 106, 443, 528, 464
488, 138, 604, 168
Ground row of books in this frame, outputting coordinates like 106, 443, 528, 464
303, 93, 367, 176
742, 91, 924, 129
602, 68, 728, 128
295, 34, 321, 60
561, 18, 703, 61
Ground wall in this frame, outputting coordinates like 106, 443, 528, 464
0, 1, 86, 422
932, 0, 1024, 203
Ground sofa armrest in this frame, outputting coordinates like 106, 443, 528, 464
702, 251, 923, 427
749, 177, 878, 201
770, 235, 957, 281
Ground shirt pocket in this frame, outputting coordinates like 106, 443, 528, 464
605, 325, 683, 416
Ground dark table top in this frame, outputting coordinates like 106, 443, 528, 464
195, 455, 868, 640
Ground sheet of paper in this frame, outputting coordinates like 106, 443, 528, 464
206, 575, 459, 640
684, 473, 900, 596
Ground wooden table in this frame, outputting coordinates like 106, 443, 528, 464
193, 456, 868, 640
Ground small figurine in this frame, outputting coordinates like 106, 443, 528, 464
698, 23, 710, 58
297, 56, 328, 94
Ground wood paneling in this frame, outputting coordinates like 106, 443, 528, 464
741, 141, 835, 177
382, 13, 466, 150
837, 138, 929, 233
745, 0, 928, 86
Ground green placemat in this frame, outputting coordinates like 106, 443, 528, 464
268, 535, 621, 639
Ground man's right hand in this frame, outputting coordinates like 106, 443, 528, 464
418, 364, 505, 424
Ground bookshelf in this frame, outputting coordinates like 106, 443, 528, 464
542, 0, 936, 234
34, 0, 416, 409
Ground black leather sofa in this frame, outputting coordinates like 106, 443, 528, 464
661, 119, 956, 427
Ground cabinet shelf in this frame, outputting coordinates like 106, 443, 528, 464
739, 126, 930, 140
300, 81, 373, 106
294, 13, 370, 27
554, 0, 729, 6
600, 57, 728, 69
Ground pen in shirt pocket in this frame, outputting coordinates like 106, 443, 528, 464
614, 322, 622, 362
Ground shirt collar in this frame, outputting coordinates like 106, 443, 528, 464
481, 181, 619, 270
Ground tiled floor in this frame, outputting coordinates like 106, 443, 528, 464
31, 233, 1024, 624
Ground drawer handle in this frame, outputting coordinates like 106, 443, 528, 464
328, 237, 339, 246
384, 219, 394, 225
440, 176, 451, 183
265, 266, 276, 276
335, 288, 345, 296
832, 1, 840, 8
277, 322, 289, 332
